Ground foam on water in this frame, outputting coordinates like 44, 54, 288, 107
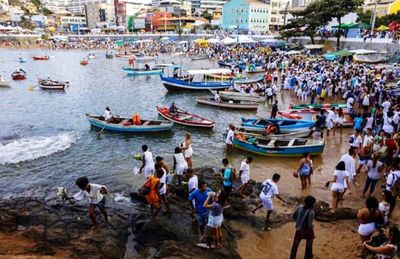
0, 132, 80, 165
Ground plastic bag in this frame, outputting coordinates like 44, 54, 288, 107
133, 167, 139, 175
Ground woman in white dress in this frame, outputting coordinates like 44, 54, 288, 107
173, 147, 188, 186
182, 132, 193, 168
326, 161, 350, 211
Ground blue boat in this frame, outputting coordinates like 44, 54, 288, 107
86, 114, 173, 133
232, 135, 325, 157
123, 67, 163, 76
160, 68, 233, 91
241, 117, 315, 133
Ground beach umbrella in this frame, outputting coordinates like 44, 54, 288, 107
207, 38, 220, 44
389, 21, 400, 32
376, 25, 389, 31
222, 37, 237, 45
237, 35, 256, 44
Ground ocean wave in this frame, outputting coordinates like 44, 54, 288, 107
0, 132, 80, 165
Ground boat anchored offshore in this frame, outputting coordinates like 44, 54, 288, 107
196, 97, 259, 110
122, 56, 163, 76
38, 79, 69, 91
86, 114, 173, 133
160, 68, 233, 91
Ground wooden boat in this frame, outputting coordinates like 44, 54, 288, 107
0, 80, 11, 87
105, 54, 114, 59
227, 127, 313, 139
290, 103, 347, 110
212, 90, 266, 102
80, 59, 89, 65
278, 109, 354, 127
160, 69, 233, 91
88, 54, 96, 60
33, 56, 49, 61
19, 58, 27, 63
233, 76, 264, 85
196, 97, 258, 110
206, 74, 233, 80
115, 53, 135, 58
232, 134, 325, 157
241, 117, 315, 133
11, 71, 26, 80
122, 67, 163, 76
351, 49, 387, 64
86, 114, 173, 133
157, 106, 215, 128
38, 79, 68, 90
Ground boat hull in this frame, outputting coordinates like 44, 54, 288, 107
157, 106, 215, 128
196, 97, 258, 110
160, 75, 232, 91
241, 118, 315, 133
0, 81, 11, 87
33, 56, 49, 61
123, 68, 163, 76
233, 138, 324, 157
86, 114, 173, 133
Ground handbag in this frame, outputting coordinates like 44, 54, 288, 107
293, 171, 299, 178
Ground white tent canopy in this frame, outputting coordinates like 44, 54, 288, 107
285, 50, 301, 55
177, 40, 188, 44
237, 35, 256, 44
207, 38, 220, 43
222, 37, 236, 45
349, 49, 378, 55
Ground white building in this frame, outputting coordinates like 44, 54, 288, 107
200, 0, 227, 14
290, 0, 313, 7
67, 0, 113, 15
269, 0, 289, 30
42, 0, 69, 14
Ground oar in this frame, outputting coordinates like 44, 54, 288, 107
97, 126, 106, 137
28, 85, 39, 91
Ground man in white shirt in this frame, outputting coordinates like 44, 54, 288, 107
346, 96, 354, 111
385, 158, 400, 217
237, 157, 253, 196
73, 177, 109, 229
349, 130, 362, 150
140, 145, 155, 178
104, 107, 112, 122
251, 174, 286, 223
225, 124, 235, 152
326, 108, 335, 136
340, 147, 357, 188
187, 168, 198, 193
382, 99, 391, 113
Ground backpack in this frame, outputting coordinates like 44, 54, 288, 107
139, 178, 152, 195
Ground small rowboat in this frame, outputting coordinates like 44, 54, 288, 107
86, 114, 173, 133
234, 76, 264, 85
122, 67, 163, 76
232, 127, 313, 138
33, 56, 50, 61
232, 135, 325, 157
211, 90, 266, 102
88, 54, 96, 60
38, 79, 69, 90
115, 53, 135, 58
157, 106, 215, 128
290, 103, 347, 110
278, 109, 353, 127
191, 54, 209, 61
80, 59, 89, 65
11, 71, 26, 80
0, 80, 11, 87
106, 54, 114, 59
196, 97, 258, 110
241, 117, 315, 133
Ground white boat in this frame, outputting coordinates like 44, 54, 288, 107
211, 90, 266, 102
350, 49, 387, 64
0, 80, 11, 87
196, 97, 259, 110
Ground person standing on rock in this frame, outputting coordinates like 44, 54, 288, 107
189, 180, 211, 242
73, 177, 109, 230
225, 124, 235, 153
140, 145, 155, 179
237, 156, 253, 197
146, 169, 163, 219
289, 195, 316, 259
251, 173, 286, 225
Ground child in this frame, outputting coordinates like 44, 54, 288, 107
73, 177, 109, 229
203, 191, 224, 248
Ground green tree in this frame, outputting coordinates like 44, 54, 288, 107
281, 0, 330, 44
356, 9, 372, 24
201, 11, 213, 22
322, 0, 364, 49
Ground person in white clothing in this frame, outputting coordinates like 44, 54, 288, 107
173, 147, 188, 186
182, 132, 193, 168
237, 157, 253, 196
140, 145, 155, 178
155, 161, 170, 213
225, 124, 235, 152
385, 158, 400, 217
346, 96, 354, 110
251, 174, 286, 223
187, 168, 198, 193
326, 161, 350, 211
326, 107, 336, 136
362, 155, 384, 197
383, 111, 395, 134
104, 107, 112, 122
340, 147, 357, 188
382, 99, 391, 113
73, 177, 109, 229
214, 91, 221, 103
350, 130, 363, 150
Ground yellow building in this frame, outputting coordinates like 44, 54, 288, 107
363, 0, 395, 17
388, 0, 400, 14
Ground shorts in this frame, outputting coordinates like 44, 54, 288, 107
207, 214, 223, 228
91, 197, 106, 210
241, 175, 249, 184
262, 197, 273, 210
196, 213, 208, 227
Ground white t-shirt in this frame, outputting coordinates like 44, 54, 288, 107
350, 134, 362, 148
346, 97, 354, 109
104, 110, 112, 121
362, 94, 370, 106
226, 129, 235, 145
340, 154, 356, 179
143, 150, 155, 177
240, 160, 250, 178
383, 114, 394, 134
386, 170, 400, 191
382, 101, 391, 113
260, 179, 278, 200
188, 175, 198, 193
367, 160, 383, 180
363, 135, 374, 148
364, 117, 374, 130
73, 183, 106, 204
265, 88, 273, 96
159, 168, 167, 195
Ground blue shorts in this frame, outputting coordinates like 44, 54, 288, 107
196, 213, 208, 227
